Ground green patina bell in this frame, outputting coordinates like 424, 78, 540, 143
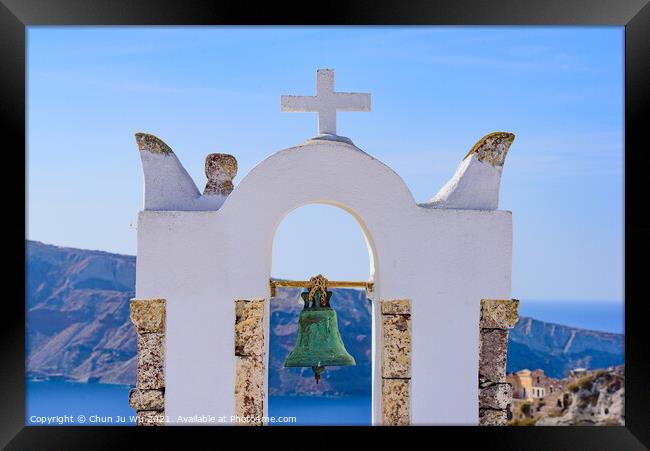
284, 289, 356, 383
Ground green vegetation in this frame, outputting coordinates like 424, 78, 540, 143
547, 410, 563, 418
594, 369, 608, 378
567, 374, 595, 393
518, 401, 532, 417
509, 416, 540, 426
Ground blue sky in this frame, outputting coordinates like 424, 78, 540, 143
27, 27, 623, 302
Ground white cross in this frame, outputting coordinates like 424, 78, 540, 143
281, 69, 371, 136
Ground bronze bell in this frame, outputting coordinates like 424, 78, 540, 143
284, 282, 356, 383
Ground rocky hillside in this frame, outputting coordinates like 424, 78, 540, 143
27, 240, 137, 384
535, 366, 625, 426
26, 240, 624, 394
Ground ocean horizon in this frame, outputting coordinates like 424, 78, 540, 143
518, 299, 623, 334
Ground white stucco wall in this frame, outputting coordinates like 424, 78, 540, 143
135, 137, 512, 425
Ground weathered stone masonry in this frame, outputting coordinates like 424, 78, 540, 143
381, 299, 412, 426
478, 299, 519, 426
234, 299, 266, 425
129, 298, 166, 426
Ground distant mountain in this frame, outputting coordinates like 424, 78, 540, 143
25, 240, 624, 393
507, 317, 624, 378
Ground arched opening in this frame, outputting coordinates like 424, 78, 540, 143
267, 204, 374, 425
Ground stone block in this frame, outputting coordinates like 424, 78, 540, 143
479, 408, 507, 426
382, 314, 411, 378
235, 299, 265, 357
129, 388, 164, 411
480, 299, 519, 329
234, 356, 265, 425
136, 410, 165, 426
235, 299, 265, 322
381, 299, 411, 315
130, 299, 166, 334
382, 378, 410, 426
137, 333, 164, 389
479, 328, 508, 384
479, 383, 512, 410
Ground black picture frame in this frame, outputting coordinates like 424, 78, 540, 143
2, 0, 648, 448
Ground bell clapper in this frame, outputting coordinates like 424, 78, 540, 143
312, 365, 325, 384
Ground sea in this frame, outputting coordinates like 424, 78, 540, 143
25, 381, 370, 426
26, 300, 622, 426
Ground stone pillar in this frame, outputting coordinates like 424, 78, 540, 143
129, 298, 166, 426
380, 299, 411, 426
478, 299, 519, 426
234, 299, 266, 426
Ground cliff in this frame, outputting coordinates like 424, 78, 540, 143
536, 366, 625, 426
